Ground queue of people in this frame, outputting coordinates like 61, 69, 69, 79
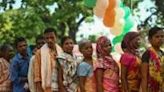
0, 26, 163, 92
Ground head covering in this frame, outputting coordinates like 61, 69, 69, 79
122, 32, 139, 55
96, 36, 119, 72
96, 36, 111, 58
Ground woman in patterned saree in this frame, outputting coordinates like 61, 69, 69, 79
95, 36, 120, 92
141, 27, 164, 92
56, 36, 79, 92
120, 32, 141, 92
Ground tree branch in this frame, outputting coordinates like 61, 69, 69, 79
142, 10, 159, 27
77, 16, 86, 27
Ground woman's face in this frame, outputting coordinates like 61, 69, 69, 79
131, 36, 141, 49
62, 38, 74, 54
102, 40, 112, 54
81, 42, 93, 58
150, 30, 164, 48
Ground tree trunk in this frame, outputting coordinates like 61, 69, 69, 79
68, 17, 86, 43
69, 28, 77, 43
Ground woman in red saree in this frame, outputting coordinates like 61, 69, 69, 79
141, 27, 164, 92
120, 32, 141, 92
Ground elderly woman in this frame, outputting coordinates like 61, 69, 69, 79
95, 36, 120, 92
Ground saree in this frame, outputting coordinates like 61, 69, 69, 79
96, 36, 120, 92
120, 53, 141, 92
147, 47, 164, 92
97, 56, 120, 92
56, 52, 79, 92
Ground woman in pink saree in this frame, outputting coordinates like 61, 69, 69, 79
95, 36, 120, 92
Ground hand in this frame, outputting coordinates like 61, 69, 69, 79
24, 82, 29, 90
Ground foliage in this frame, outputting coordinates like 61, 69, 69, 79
88, 35, 96, 43
0, 0, 92, 44
137, 0, 163, 27
0, 0, 163, 45
0, 8, 45, 44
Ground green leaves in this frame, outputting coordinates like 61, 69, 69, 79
0, 8, 45, 44
0, 0, 92, 43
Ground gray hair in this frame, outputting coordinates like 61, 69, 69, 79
78, 39, 91, 51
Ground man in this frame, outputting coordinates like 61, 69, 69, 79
33, 35, 45, 54
33, 28, 62, 92
28, 35, 45, 92
10, 37, 31, 92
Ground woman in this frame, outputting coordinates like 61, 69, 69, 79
77, 39, 97, 92
56, 36, 79, 92
120, 32, 141, 92
96, 36, 120, 92
141, 27, 164, 92
0, 44, 14, 92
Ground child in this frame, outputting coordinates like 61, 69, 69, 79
77, 39, 97, 92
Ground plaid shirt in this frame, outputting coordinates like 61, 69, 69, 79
0, 58, 12, 92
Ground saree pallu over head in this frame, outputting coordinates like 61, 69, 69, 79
148, 47, 163, 92
121, 32, 140, 55
96, 36, 120, 92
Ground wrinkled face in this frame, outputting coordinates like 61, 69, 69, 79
80, 42, 93, 58
44, 32, 56, 48
16, 41, 27, 55
150, 30, 164, 48
36, 39, 45, 49
102, 40, 112, 54
62, 39, 74, 54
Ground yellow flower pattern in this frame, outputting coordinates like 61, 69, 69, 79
149, 60, 162, 83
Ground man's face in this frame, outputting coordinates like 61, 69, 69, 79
44, 32, 56, 48
150, 30, 164, 48
16, 41, 27, 55
36, 39, 45, 49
